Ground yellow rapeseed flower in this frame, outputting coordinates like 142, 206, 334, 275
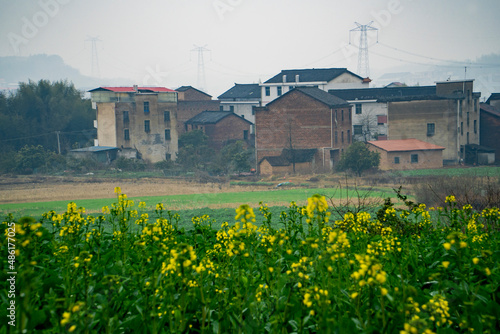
443, 243, 451, 250
442, 261, 450, 269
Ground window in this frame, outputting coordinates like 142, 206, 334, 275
394, 157, 400, 164
144, 101, 150, 114
265, 87, 270, 96
243, 130, 248, 140
467, 132, 469, 144
123, 110, 129, 123
355, 104, 362, 114
411, 154, 418, 164
467, 112, 470, 127
347, 130, 350, 143
165, 153, 171, 160
230, 106, 234, 112
474, 120, 477, 134
252, 109, 255, 115
164, 111, 170, 122
144, 120, 150, 132
353, 125, 363, 135
124, 129, 129, 140
461, 122, 463, 135
220, 106, 224, 111
474, 99, 478, 112
277, 86, 282, 96
341, 110, 344, 122
377, 115, 387, 125
427, 123, 435, 136
458, 101, 462, 116
165, 129, 171, 140
341, 131, 344, 143
349, 109, 351, 120
335, 131, 338, 144
289, 86, 294, 91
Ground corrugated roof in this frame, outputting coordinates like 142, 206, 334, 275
328, 86, 436, 101
88, 87, 175, 93
368, 139, 445, 152
264, 68, 363, 84
480, 103, 500, 118
186, 111, 252, 125
218, 83, 261, 100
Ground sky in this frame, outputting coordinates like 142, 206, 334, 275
1, 0, 500, 97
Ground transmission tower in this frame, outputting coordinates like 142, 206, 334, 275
86, 37, 102, 78
191, 45, 210, 92
349, 22, 378, 78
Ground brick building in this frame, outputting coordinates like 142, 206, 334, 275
255, 87, 352, 174
218, 83, 261, 130
479, 102, 500, 164
176, 86, 220, 136
185, 111, 253, 150
367, 139, 445, 171
89, 86, 178, 163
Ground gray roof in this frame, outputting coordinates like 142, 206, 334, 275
273, 87, 349, 108
175, 86, 212, 97
186, 111, 252, 125
218, 83, 261, 100
264, 68, 363, 84
328, 86, 436, 101
486, 93, 500, 104
71, 146, 118, 152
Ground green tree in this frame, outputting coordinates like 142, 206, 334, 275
336, 141, 380, 176
215, 141, 253, 174
176, 130, 214, 170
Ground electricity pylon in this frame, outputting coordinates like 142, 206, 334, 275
349, 22, 378, 78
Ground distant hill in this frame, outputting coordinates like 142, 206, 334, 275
0, 54, 131, 92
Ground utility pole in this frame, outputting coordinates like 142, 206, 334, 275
349, 22, 378, 78
191, 45, 210, 92
55, 131, 61, 154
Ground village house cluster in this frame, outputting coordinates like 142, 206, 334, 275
87, 67, 500, 174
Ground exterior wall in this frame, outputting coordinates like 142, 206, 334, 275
177, 88, 211, 101
368, 146, 443, 170
326, 72, 367, 89
258, 160, 313, 175
351, 101, 388, 141
177, 100, 220, 135
94, 91, 178, 163
255, 90, 352, 172
388, 99, 459, 162
96, 103, 117, 147
220, 101, 259, 129
203, 115, 252, 149
480, 111, 500, 163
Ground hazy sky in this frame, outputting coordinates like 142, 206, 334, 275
1, 0, 500, 96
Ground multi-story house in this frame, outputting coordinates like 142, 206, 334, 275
89, 86, 178, 163
255, 87, 352, 174
260, 68, 370, 105
218, 83, 261, 131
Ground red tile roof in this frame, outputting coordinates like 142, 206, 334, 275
367, 139, 445, 152
89, 86, 175, 93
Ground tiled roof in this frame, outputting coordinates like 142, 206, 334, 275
176, 86, 212, 97
328, 86, 436, 101
486, 93, 500, 104
367, 139, 445, 152
480, 103, 500, 118
286, 87, 350, 108
264, 68, 363, 84
88, 87, 175, 93
218, 83, 261, 100
186, 111, 252, 125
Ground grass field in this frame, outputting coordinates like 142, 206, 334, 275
391, 166, 500, 177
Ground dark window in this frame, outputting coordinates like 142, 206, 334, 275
347, 130, 350, 143
144, 101, 150, 114
243, 130, 248, 140
394, 156, 400, 164
335, 131, 338, 144
335, 110, 338, 124
474, 99, 478, 112
277, 86, 282, 96
252, 109, 255, 115
165, 129, 171, 140
355, 104, 362, 114
467, 132, 469, 144
427, 123, 435, 136
349, 109, 351, 120
474, 120, 477, 134
341, 131, 344, 143
265, 87, 270, 96
144, 120, 150, 132
124, 129, 129, 140
123, 110, 129, 123
411, 154, 418, 163
230, 105, 234, 112
354, 125, 363, 135
289, 86, 294, 91
461, 122, 463, 135
341, 110, 344, 122
467, 112, 470, 127
164, 111, 170, 122
165, 153, 171, 160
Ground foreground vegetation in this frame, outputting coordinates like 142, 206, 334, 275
1, 189, 499, 333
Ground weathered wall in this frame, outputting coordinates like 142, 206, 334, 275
368, 146, 443, 170
177, 100, 221, 135
96, 103, 117, 147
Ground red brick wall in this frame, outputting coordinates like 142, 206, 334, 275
203, 115, 252, 149
177, 88, 212, 101
255, 90, 352, 166
177, 101, 221, 135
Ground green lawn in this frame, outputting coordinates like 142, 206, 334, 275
0, 186, 394, 219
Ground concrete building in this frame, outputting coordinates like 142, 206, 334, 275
89, 86, 178, 163
185, 111, 253, 150
218, 83, 261, 131
367, 139, 445, 171
176, 86, 220, 136
255, 87, 351, 174
260, 68, 369, 105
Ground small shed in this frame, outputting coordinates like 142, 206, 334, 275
69, 146, 119, 164
259, 149, 317, 175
